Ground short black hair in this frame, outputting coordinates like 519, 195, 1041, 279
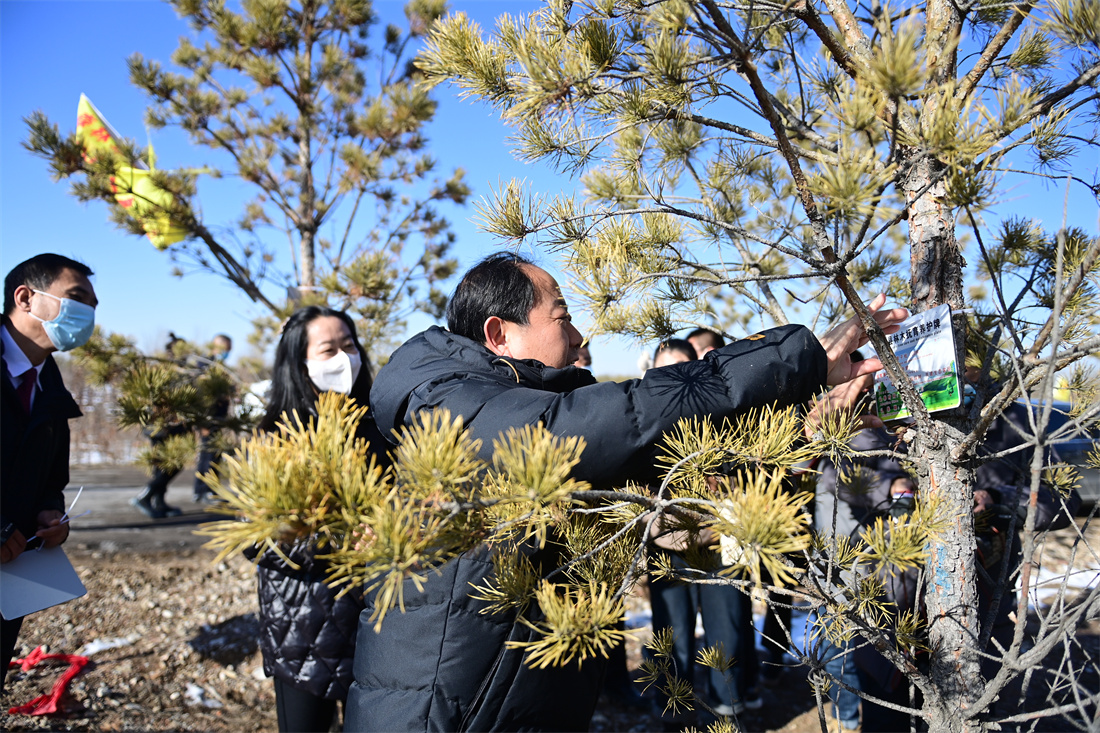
654, 338, 698, 362
446, 252, 537, 344
686, 328, 725, 351
4, 254, 94, 316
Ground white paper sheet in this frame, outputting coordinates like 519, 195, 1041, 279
0, 545, 86, 620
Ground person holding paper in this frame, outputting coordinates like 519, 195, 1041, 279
1, 253, 97, 691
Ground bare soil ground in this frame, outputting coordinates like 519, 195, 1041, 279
1, 549, 273, 732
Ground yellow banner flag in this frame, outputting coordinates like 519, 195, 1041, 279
76, 94, 187, 249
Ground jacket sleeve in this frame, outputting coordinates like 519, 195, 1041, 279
408, 325, 827, 489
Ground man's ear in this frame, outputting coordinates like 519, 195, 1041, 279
11, 285, 34, 314
483, 316, 510, 357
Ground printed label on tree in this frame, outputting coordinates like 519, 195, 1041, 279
873, 303, 960, 420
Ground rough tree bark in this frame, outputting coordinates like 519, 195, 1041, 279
903, 149, 985, 730
298, 1, 318, 292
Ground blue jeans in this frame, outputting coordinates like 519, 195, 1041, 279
819, 633, 860, 726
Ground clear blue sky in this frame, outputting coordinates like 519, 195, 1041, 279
2, 1, 1097, 376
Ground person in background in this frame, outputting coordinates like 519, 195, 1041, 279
255, 306, 390, 733
684, 328, 795, 692
655, 338, 696, 365
812, 354, 914, 733
963, 365, 1080, 721
1, 253, 97, 691
131, 333, 189, 519
646, 339, 761, 725
686, 326, 804, 691
573, 344, 592, 369
686, 328, 725, 357
193, 333, 232, 505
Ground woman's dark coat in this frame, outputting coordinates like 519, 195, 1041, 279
256, 413, 391, 701
256, 544, 364, 700
346, 325, 828, 732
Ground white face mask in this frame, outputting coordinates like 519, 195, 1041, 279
306, 349, 362, 394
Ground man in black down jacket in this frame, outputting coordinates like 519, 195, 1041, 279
1, 254, 97, 691
347, 253, 907, 732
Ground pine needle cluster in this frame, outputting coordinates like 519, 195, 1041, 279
710, 470, 813, 588
200, 395, 644, 667
198, 392, 387, 564
638, 627, 697, 716
71, 328, 254, 476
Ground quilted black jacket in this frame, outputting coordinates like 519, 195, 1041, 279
256, 412, 392, 701
345, 324, 828, 731
256, 545, 364, 700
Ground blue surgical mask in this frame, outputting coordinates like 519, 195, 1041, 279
31, 290, 96, 351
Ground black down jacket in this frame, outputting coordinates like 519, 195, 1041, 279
256, 545, 364, 700
346, 325, 828, 732
256, 412, 392, 701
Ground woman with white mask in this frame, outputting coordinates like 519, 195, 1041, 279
254, 306, 389, 733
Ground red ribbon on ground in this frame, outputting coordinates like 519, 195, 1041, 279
7, 646, 90, 715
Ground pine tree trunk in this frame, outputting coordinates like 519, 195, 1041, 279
902, 154, 986, 732
298, 0, 317, 293
911, 428, 984, 732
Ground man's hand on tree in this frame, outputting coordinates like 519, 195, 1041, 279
34, 509, 69, 549
804, 373, 884, 438
1, 528, 27, 563
818, 293, 908, 386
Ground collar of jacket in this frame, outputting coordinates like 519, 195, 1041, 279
372, 326, 598, 439
418, 326, 595, 392
0, 328, 82, 424
491, 353, 595, 392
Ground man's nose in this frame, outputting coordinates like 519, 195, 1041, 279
568, 322, 584, 347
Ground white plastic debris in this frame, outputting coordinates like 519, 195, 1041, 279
185, 683, 223, 709
79, 635, 139, 656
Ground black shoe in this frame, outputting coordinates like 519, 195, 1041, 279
149, 493, 182, 518
131, 493, 166, 519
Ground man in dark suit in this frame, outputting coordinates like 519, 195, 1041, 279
1, 253, 97, 691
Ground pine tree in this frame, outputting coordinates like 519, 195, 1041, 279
399, 2, 1100, 731
23, 0, 471, 478
24, 0, 469, 357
